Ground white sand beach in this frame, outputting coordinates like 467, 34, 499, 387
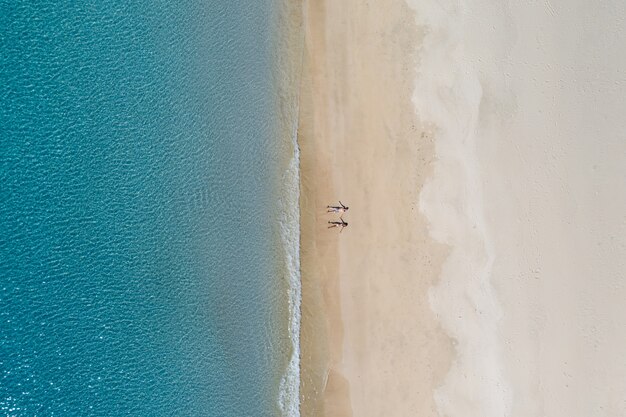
410, 0, 626, 415
297, 0, 452, 415
297, 0, 626, 415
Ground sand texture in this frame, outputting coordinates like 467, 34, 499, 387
409, 0, 626, 416
298, 0, 626, 415
297, 0, 453, 416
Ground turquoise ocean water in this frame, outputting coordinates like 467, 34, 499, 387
1, 1, 301, 416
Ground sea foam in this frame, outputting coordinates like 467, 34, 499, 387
276, 110, 302, 417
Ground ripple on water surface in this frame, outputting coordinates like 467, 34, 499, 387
0, 1, 296, 416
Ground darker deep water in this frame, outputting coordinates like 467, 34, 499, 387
1, 1, 290, 416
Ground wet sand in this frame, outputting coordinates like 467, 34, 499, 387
297, 0, 454, 415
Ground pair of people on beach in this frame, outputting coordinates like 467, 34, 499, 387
327, 201, 349, 232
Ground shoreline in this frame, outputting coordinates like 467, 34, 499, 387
297, 0, 454, 415
268, 0, 306, 414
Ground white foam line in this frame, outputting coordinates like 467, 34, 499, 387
277, 114, 302, 417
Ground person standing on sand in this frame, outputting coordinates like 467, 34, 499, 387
328, 216, 348, 232
326, 201, 349, 213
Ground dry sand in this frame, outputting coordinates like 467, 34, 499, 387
297, 0, 626, 415
409, 0, 626, 416
297, 0, 453, 416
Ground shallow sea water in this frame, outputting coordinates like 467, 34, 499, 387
0, 1, 298, 416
